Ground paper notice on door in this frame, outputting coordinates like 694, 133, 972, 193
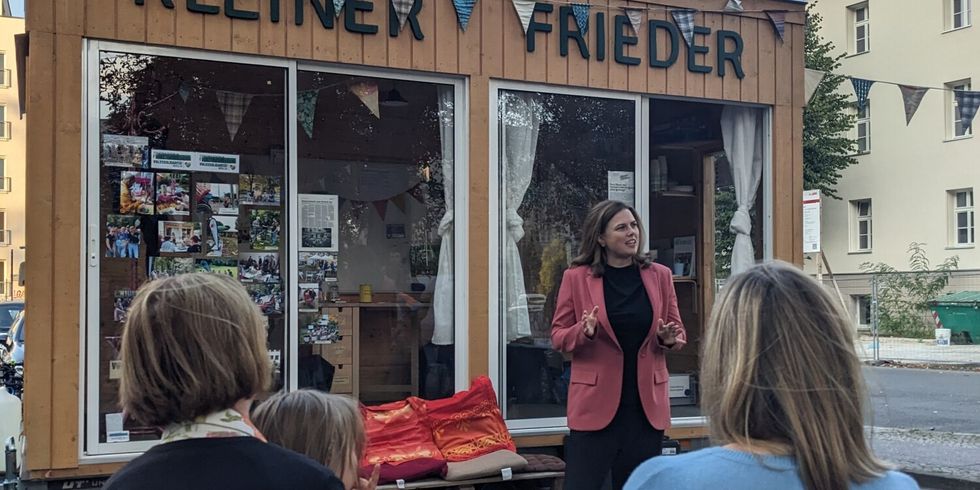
105, 412, 130, 443
607, 171, 635, 204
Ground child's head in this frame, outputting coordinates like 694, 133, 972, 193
253, 390, 365, 487
119, 273, 271, 427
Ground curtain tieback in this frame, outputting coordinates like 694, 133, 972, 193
506, 210, 525, 242
730, 206, 752, 235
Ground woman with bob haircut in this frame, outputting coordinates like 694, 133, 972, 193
551, 200, 685, 490
253, 390, 380, 490
105, 273, 344, 490
625, 261, 918, 490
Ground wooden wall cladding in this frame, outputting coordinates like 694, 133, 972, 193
26, 0, 804, 474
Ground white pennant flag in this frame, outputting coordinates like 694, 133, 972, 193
333, 0, 345, 18
215, 90, 253, 142
512, 0, 536, 34
392, 0, 416, 30
624, 8, 643, 35
804, 68, 826, 105
724, 0, 744, 13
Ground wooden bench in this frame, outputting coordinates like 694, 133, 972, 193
377, 470, 565, 490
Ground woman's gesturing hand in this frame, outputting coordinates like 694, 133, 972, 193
355, 464, 380, 490
656, 319, 682, 346
582, 305, 600, 338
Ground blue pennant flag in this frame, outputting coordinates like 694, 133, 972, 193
671, 9, 697, 47
851, 78, 875, 111
955, 90, 980, 131
453, 0, 477, 31
766, 10, 786, 42
572, 4, 590, 35
333, 0, 345, 18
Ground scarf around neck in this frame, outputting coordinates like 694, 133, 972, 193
161, 408, 266, 444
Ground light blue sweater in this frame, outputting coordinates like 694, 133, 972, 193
624, 447, 920, 490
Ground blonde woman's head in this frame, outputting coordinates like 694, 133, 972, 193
702, 261, 888, 490
120, 272, 271, 427
253, 390, 365, 487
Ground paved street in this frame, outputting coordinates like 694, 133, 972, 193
863, 367, 980, 484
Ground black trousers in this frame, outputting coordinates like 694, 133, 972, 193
563, 404, 664, 490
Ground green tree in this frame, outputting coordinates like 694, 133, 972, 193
803, 2, 858, 199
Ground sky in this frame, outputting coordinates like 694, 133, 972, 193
9, 0, 23, 18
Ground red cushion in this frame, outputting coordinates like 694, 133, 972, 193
410, 376, 517, 462
360, 400, 446, 481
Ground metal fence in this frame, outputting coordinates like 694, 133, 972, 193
820, 270, 980, 365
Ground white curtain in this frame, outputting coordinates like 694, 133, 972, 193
502, 93, 542, 342
721, 105, 764, 275
432, 87, 455, 345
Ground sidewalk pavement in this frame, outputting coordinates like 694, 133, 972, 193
868, 427, 980, 485
856, 336, 980, 365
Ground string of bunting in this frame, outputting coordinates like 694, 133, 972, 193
806, 70, 980, 130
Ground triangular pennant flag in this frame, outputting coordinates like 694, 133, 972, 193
850, 78, 874, 111
297, 90, 319, 139
178, 82, 190, 102
724, 0, 744, 13
623, 8, 643, 35
392, 0, 415, 31
391, 193, 408, 214
955, 90, 980, 131
408, 183, 426, 203
898, 85, 928, 125
349, 81, 380, 118
512, 0, 536, 35
372, 200, 388, 220
452, 0, 477, 31
572, 4, 589, 35
214, 90, 253, 142
333, 0, 345, 18
766, 11, 786, 42
671, 9, 696, 47
804, 68, 827, 105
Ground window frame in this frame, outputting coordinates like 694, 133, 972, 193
82, 40, 471, 461
950, 189, 975, 246
855, 295, 872, 327
949, 0, 973, 30
854, 101, 871, 154
947, 80, 973, 139
850, 3, 871, 55
851, 199, 873, 252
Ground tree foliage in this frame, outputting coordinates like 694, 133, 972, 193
803, 2, 859, 199
860, 243, 960, 338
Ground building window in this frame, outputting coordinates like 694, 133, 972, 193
854, 102, 871, 153
852, 199, 872, 251
0, 52, 8, 88
948, 0, 973, 29
0, 105, 8, 140
855, 295, 872, 327
0, 157, 8, 192
850, 3, 870, 54
951, 189, 975, 246
948, 80, 972, 138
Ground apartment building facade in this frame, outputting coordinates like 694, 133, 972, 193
0, 9, 23, 300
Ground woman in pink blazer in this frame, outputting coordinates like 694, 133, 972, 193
551, 200, 685, 490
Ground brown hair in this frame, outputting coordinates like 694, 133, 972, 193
252, 390, 366, 483
119, 272, 271, 427
570, 200, 650, 276
701, 261, 889, 490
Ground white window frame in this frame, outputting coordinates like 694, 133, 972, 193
854, 101, 871, 154
489, 82, 773, 435
850, 3, 871, 54
948, 0, 973, 30
0, 156, 8, 193
855, 295, 872, 327
0, 51, 8, 88
82, 40, 470, 461
852, 199, 873, 252
947, 80, 973, 139
950, 189, 975, 246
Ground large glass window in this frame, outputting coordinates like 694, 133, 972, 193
496, 89, 637, 422
296, 71, 457, 404
89, 52, 286, 453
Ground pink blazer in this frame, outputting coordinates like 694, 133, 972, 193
551, 263, 686, 432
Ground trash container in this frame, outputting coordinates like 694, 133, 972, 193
928, 291, 980, 344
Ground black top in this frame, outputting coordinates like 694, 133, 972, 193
603, 264, 653, 407
105, 436, 345, 490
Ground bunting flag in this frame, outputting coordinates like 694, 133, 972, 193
513, 0, 536, 34
671, 9, 696, 47
372, 200, 389, 220
850, 78, 874, 111
898, 85, 928, 126
214, 90, 253, 142
624, 8, 643, 35
408, 183, 426, 203
349, 81, 380, 118
333, 0, 345, 17
392, 0, 416, 31
572, 4, 590, 35
390, 193, 408, 214
955, 90, 980, 131
724, 0, 744, 13
766, 11, 786, 42
804, 68, 826, 105
298, 90, 319, 139
452, 0, 477, 31
178, 82, 190, 102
